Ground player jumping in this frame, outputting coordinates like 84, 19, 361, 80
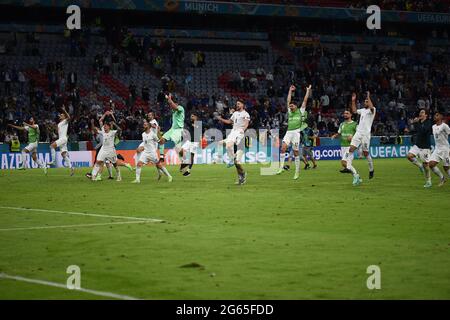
180, 112, 201, 177
47, 107, 74, 176
217, 98, 250, 185
343, 92, 376, 186
406, 109, 433, 187
158, 94, 185, 163
132, 120, 172, 183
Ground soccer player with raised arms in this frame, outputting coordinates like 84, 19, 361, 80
343, 92, 376, 186
47, 107, 74, 176
8, 116, 47, 173
158, 94, 185, 163
276, 84, 312, 180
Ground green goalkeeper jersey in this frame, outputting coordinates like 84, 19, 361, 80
338, 120, 357, 147
171, 105, 185, 130
287, 109, 301, 131
25, 125, 39, 143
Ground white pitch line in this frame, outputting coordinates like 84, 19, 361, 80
0, 220, 152, 232
0, 206, 164, 223
0, 273, 141, 300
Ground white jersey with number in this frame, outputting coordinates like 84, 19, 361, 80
100, 129, 117, 152
58, 119, 69, 139
432, 123, 450, 150
231, 110, 250, 131
142, 130, 159, 154
356, 108, 376, 136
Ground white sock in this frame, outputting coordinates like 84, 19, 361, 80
347, 162, 358, 176
367, 155, 374, 172
115, 166, 121, 179
36, 158, 44, 168
447, 169, 450, 178
63, 154, 72, 168
21, 150, 27, 168
160, 166, 171, 177
107, 165, 113, 178
91, 164, 100, 180
279, 152, 286, 169
227, 147, 235, 163
135, 166, 141, 181
425, 167, 431, 182
50, 147, 56, 163
294, 156, 300, 174
136, 152, 141, 165
431, 166, 444, 179
409, 157, 423, 169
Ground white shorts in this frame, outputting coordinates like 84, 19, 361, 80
138, 151, 159, 165
341, 146, 350, 161
350, 132, 370, 152
55, 137, 68, 153
182, 141, 199, 154
97, 148, 117, 164
226, 129, 245, 146
408, 145, 431, 163
24, 142, 38, 153
282, 130, 301, 151
430, 148, 450, 166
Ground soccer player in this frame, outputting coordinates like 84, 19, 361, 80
428, 112, 450, 187
301, 123, 317, 170
331, 109, 357, 173
8, 117, 47, 173
158, 94, 185, 163
90, 111, 122, 181
217, 99, 250, 185
132, 120, 172, 184
180, 112, 201, 177
406, 109, 433, 187
276, 84, 312, 180
47, 107, 74, 176
343, 92, 376, 186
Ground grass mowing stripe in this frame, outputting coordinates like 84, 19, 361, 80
0, 273, 141, 300
0, 206, 165, 223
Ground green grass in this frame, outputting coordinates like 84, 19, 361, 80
0, 159, 449, 299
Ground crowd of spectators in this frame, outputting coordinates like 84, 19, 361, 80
1, 27, 449, 146
209, 0, 449, 13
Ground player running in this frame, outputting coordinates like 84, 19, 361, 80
158, 94, 185, 163
90, 111, 122, 181
406, 109, 433, 187
277, 84, 311, 180
428, 112, 450, 187
343, 92, 376, 186
180, 112, 201, 177
331, 109, 357, 173
132, 120, 172, 184
8, 116, 47, 173
217, 99, 250, 185
47, 107, 74, 176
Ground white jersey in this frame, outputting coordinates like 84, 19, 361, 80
432, 123, 450, 150
100, 129, 117, 151
142, 130, 159, 154
58, 119, 69, 139
356, 108, 376, 135
230, 110, 250, 131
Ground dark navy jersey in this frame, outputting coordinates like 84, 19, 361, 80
412, 119, 432, 149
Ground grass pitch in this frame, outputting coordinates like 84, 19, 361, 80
0, 159, 449, 299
